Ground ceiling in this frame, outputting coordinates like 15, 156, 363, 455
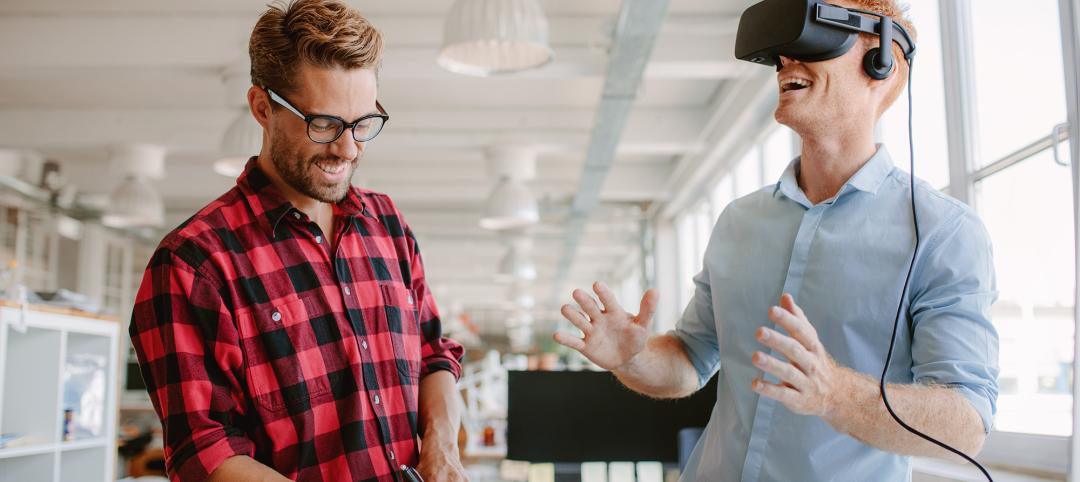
0, 0, 765, 343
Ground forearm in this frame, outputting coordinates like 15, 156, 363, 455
417, 370, 463, 450
207, 455, 291, 482
825, 368, 987, 460
612, 334, 701, 399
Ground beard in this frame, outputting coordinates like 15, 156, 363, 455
269, 129, 359, 203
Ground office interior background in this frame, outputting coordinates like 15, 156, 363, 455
0, 0, 1078, 480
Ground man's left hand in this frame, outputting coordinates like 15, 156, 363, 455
416, 440, 469, 482
751, 293, 849, 420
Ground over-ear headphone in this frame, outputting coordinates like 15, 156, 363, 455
862, 14, 905, 81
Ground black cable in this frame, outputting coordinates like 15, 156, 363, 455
878, 60, 994, 482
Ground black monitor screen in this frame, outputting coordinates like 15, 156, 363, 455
506, 370, 717, 463
126, 361, 146, 391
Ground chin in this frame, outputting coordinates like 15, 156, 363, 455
774, 107, 802, 131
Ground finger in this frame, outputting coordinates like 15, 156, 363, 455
573, 289, 604, 320
593, 281, 624, 316
752, 378, 801, 406
752, 351, 809, 390
756, 327, 816, 375
768, 305, 821, 352
553, 331, 586, 351
560, 304, 593, 334
635, 289, 658, 327
780, 293, 806, 318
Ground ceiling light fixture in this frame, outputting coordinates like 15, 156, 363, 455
480, 144, 540, 230
439, 0, 554, 76
103, 143, 166, 228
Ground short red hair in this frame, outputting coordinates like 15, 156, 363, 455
837, 0, 919, 115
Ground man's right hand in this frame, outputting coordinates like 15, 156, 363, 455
553, 282, 658, 371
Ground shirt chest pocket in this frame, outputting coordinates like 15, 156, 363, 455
378, 284, 423, 382
235, 298, 333, 413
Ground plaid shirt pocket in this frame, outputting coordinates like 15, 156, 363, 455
236, 297, 333, 413
379, 284, 423, 383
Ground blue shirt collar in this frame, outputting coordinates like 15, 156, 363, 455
773, 144, 895, 207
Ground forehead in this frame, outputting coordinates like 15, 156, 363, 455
289, 64, 378, 117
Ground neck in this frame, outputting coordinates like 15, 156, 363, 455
796, 128, 877, 204
256, 154, 333, 225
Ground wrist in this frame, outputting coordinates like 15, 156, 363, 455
611, 350, 645, 376
822, 365, 874, 430
421, 429, 458, 452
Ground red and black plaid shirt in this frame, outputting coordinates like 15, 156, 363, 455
129, 158, 464, 482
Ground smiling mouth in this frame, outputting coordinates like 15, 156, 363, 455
314, 159, 349, 176
780, 77, 813, 94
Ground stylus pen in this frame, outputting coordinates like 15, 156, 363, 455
401, 465, 425, 482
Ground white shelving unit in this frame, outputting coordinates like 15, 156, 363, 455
0, 304, 120, 482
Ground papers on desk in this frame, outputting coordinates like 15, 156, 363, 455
504, 461, 665, 482
526, 463, 554, 482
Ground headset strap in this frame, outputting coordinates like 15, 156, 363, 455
815, 3, 916, 61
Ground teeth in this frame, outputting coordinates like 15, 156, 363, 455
780, 77, 812, 91
315, 161, 347, 175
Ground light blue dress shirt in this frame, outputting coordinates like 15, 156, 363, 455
673, 146, 999, 482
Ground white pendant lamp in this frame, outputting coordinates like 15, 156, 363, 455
103, 143, 166, 228
480, 144, 539, 230
496, 248, 537, 282
495, 235, 536, 282
438, 0, 554, 76
214, 109, 263, 178
102, 177, 165, 228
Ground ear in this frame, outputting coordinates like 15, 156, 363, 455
248, 85, 272, 130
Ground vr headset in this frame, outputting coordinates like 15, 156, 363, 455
735, 0, 916, 80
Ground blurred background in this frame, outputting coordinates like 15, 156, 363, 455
0, 0, 1076, 481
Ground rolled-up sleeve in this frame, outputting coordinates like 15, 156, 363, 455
909, 210, 1000, 433
128, 246, 253, 482
405, 225, 465, 380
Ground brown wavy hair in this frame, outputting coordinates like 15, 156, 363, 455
249, 0, 384, 94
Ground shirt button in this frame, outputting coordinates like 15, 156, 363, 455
344, 286, 351, 296
374, 395, 380, 405
388, 450, 395, 460
361, 340, 368, 349
271, 311, 281, 322
407, 294, 414, 305
315, 235, 322, 244
293, 212, 301, 220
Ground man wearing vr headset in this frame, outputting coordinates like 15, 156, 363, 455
555, 1, 998, 480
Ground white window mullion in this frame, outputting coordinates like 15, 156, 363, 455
1057, 0, 1080, 477
940, 0, 980, 206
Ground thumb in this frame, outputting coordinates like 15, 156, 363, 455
635, 289, 659, 326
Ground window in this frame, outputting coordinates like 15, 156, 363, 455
762, 126, 795, 185
970, 0, 1068, 166
968, 0, 1073, 437
675, 213, 697, 310
734, 146, 763, 198
710, 175, 735, 222
976, 149, 1073, 436
879, 0, 950, 190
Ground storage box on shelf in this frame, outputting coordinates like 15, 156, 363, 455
0, 302, 120, 482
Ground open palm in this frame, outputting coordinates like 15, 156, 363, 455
554, 282, 658, 371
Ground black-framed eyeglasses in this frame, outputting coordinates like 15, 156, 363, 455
265, 87, 389, 144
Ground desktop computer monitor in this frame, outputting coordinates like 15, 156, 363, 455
506, 370, 717, 463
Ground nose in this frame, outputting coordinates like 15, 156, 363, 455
777, 55, 800, 69
328, 127, 361, 162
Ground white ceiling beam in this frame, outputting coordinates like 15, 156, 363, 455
0, 1, 746, 17
0, 107, 702, 153
0, 17, 742, 78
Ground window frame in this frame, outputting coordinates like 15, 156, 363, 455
938, 0, 1078, 475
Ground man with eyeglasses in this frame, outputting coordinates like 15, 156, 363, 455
128, 1, 467, 481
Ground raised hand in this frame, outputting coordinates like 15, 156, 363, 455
553, 282, 658, 371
